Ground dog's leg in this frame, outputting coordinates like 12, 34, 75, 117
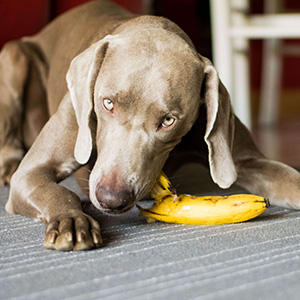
0, 41, 29, 185
5, 95, 102, 250
0, 40, 48, 186
233, 117, 300, 209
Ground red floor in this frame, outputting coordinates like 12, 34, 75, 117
254, 119, 300, 167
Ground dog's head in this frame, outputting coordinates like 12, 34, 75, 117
66, 18, 237, 214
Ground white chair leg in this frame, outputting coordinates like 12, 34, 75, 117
210, 0, 233, 95
232, 38, 252, 129
231, 0, 252, 129
258, 0, 282, 126
259, 39, 282, 126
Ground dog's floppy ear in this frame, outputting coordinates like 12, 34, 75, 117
66, 36, 112, 164
200, 55, 237, 188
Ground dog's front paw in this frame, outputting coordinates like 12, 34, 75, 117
43, 211, 102, 251
0, 145, 24, 186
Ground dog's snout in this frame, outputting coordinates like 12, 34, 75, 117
95, 185, 134, 212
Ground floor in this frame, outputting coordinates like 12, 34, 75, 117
252, 89, 300, 167
2, 164, 300, 300
254, 118, 300, 167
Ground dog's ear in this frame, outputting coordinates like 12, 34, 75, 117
199, 55, 237, 188
66, 36, 112, 164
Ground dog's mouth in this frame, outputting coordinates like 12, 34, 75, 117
99, 203, 135, 215
90, 175, 154, 215
97, 189, 154, 215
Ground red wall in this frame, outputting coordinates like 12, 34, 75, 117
0, 0, 50, 46
53, 0, 142, 15
0, 0, 142, 49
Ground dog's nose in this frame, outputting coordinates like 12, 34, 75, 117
95, 185, 134, 211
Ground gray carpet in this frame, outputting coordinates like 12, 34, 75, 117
1, 164, 300, 300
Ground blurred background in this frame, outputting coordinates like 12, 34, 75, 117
0, 0, 299, 166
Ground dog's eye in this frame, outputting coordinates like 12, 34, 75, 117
161, 116, 176, 128
103, 98, 114, 111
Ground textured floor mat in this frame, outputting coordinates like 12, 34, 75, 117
1, 164, 300, 300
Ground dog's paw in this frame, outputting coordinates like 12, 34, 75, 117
43, 211, 102, 251
0, 145, 24, 186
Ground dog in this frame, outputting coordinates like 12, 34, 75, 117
1, 0, 300, 251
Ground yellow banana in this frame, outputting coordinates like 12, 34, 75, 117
138, 173, 269, 225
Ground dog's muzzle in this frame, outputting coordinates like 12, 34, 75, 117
95, 184, 135, 214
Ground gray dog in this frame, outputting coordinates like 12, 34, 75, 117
1, 0, 300, 251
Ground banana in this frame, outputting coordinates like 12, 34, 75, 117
138, 173, 269, 225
